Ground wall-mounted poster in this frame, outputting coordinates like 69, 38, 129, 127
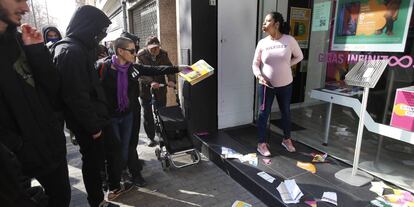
332, 0, 414, 52
290, 7, 312, 49
312, 1, 331, 32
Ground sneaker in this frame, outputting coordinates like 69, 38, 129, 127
99, 200, 120, 207
107, 182, 135, 201
257, 143, 271, 157
148, 140, 157, 147
281, 139, 296, 152
132, 173, 147, 187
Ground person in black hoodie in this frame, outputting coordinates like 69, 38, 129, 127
42, 26, 62, 49
0, 0, 70, 206
52, 5, 122, 207
0, 142, 48, 207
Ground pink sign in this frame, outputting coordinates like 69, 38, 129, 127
390, 87, 414, 132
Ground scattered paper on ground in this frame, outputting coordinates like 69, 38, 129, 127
305, 200, 317, 207
297, 161, 316, 173
231, 200, 252, 207
370, 181, 390, 196
370, 181, 414, 207
312, 153, 328, 163
277, 179, 303, 204
221, 147, 243, 159
321, 192, 337, 206
239, 153, 258, 166
257, 171, 275, 183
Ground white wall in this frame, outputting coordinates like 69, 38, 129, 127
218, 0, 258, 129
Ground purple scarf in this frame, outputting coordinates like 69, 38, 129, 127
112, 55, 131, 112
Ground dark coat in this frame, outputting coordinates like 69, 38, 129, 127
0, 143, 37, 207
136, 48, 176, 100
42, 26, 62, 48
97, 57, 179, 118
53, 5, 112, 135
0, 27, 66, 177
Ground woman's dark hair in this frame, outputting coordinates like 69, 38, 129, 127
269, 11, 290, 34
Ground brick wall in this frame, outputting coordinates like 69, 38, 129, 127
158, 0, 178, 65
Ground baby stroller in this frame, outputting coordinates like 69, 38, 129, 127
152, 85, 201, 170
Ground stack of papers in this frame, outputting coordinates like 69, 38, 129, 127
321, 192, 337, 206
277, 179, 303, 204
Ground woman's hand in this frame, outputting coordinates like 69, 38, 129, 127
257, 74, 267, 85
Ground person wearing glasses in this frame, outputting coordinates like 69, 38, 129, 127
97, 36, 185, 190
137, 36, 176, 147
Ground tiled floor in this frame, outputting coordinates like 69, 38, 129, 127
272, 102, 414, 193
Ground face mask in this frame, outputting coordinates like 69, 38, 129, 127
94, 27, 108, 44
47, 37, 60, 43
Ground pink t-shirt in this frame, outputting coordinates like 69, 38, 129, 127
252, 35, 303, 87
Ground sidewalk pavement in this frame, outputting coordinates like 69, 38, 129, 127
67, 130, 266, 207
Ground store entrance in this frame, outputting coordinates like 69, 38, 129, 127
287, 0, 313, 103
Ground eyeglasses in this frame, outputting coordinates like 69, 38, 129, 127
121, 48, 136, 54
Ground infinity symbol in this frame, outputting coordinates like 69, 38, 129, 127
388, 55, 413, 68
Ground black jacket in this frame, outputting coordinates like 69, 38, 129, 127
53, 6, 112, 135
98, 57, 179, 117
0, 143, 39, 207
42, 26, 62, 49
0, 27, 66, 177
136, 48, 176, 100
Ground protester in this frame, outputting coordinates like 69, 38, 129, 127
252, 12, 303, 156
0, 142, 49, 207
121, 31, 140, 53
118, 32, 145, 187
98, 36, 184, 187
98, 44, 109, 59
52, 5, 125, 207
0, 0, 70, 206
137, 35, 176, 147
42, 26, 62, 49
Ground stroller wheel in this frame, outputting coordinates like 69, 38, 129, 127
155, 148, 161, 160
161, 157, 170, 171
191, 151, 201, 164
190, 152, 197, 162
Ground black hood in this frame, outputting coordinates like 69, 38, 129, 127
42, 26, 62, 44
66, 5, 111, 49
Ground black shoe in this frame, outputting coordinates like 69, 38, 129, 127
132, 174, 147, 187
148, 140, 157, 147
